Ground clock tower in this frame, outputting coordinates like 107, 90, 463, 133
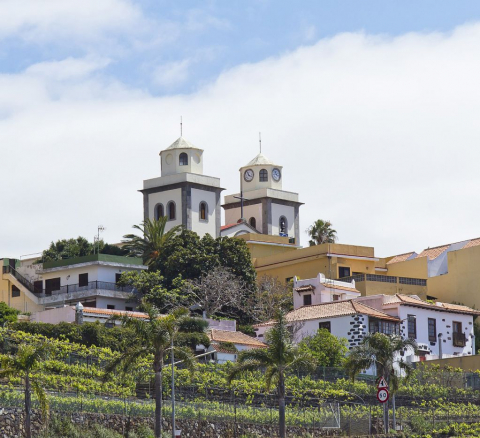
222, 152, 303, 244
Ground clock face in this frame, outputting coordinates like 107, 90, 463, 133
272, 168, 281, 181
244, 169, 254, 182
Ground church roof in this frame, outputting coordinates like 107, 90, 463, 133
164, 136, 203, 151
244, 153, 278, 167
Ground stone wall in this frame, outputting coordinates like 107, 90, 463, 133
0, 407, 342, 437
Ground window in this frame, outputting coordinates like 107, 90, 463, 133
319, 321, 331, 333
115, 273, 122, 284
199, 202, 208, 221
125, 307, 133, 312
11, 285, 20, 298
453, 321, 465, 347
259, 169, 268, 182
79, 273, 88, 287
45, 278, 61, 295
179, 152, 188, 166
167, 201, 176, 220
338, 267, 351, 279
249, 217, 256, 229
155, 203, 164, 219
279, 216, 288, 235
428, 318, 437, 342
107, 305, 115, 310
369, 318, 399, 335
303, 294, 312, 306
285, 277, 293, 284
333, 294, 341, 301
407, 315, 417, 339
33, 280, 43, 294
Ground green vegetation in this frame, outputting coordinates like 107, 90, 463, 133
39, 236, 128, 262
228, 311, 316, 438
298, 328, 348, 367
0, 302, 19, 326
306, 219, 337, 246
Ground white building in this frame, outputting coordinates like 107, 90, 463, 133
222, 152, 303, 244
207, 328, 267, 364
141, 136, 224, 238
293, 273, 361, 308
357, 294, 479, 360
1, 254, 146, 313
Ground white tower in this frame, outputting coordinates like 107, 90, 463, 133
222, 152, 303, 244
141, 136, 224, 238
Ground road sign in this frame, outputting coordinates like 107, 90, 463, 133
377, 388, 389, 403
377, 377, 388, 388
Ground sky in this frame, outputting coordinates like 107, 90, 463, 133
1, 0, 480, 259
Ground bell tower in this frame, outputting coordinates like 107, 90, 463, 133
222, 151, 303, 244
141, 136, 224, 238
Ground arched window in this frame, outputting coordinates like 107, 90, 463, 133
167, 201, 176, 220
155, 203, 164, 220
199, 202, 208, 221
249, 217, 256, 229
259, 169, 268, 182
279, 216, 288, 235
179, 153, 188, 166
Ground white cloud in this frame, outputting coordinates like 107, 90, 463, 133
0, 0, 145, 44
25, 57, 111, 81
152, 59, 192, 88
1, 23, 480, 258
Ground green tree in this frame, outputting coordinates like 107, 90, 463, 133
122, 217, 183, 267
0, 342, 50, 438
104, 305, 209, 438
344, 332, 418, 432
0, 302, 19, 326
227, 311, 315, 438
306, 219, 337, 246
299, 328, 348, 367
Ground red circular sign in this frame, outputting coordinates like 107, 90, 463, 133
377, 388, 389, 403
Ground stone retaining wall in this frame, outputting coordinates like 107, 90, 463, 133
0, 407, 343, 437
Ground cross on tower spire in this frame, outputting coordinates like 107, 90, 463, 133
180, 116, 183, 136
259, 132, 262, 153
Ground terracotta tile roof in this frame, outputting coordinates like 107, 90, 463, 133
208, 329, 266, 348
384, 294, 480, 315
324, 284, 360, 293
254, 300, 399, 327
387, 252, 416, 264
416, 245, 449, 260
295, 285, 314, 292
463, 238, 480, 249
221, 224, 238, 231
80, 307, 149, 319
211, 342, 239, 354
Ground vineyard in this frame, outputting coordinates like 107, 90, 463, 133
2, 328, 480, 436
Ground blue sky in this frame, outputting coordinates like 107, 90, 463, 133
1, 1, 480, 257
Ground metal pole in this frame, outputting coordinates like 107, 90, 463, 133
171, 337, 175, 438
392, 394, 396, 432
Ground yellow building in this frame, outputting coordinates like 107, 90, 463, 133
380, 237, 480, 310
247, 240, 428, 299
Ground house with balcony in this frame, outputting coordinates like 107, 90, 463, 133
356, 294, 479, 361
1, 254, 147, 314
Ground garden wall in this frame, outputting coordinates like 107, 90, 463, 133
0, 407, 343, 437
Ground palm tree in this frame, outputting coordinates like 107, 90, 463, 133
306, 219, 337, 246
122, 217, 182, 267
104, 305, 208, 438
344, 332, 418, 432
227, 311, 315, 438
0, 342, 50, 438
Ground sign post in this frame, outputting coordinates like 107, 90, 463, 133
377, 376, 389, 433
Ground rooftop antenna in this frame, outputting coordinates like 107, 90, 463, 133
259, 132, 262, 153
180, 116, 183, 137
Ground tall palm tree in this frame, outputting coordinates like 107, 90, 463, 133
122, 217, 182, 267
306, 219, 337, 246
227, 311, 315, 438
104, 305, 208, 438
344, 332, 418, 432
0, 342, 50, 438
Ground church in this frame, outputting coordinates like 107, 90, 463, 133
140, 135, 303, 244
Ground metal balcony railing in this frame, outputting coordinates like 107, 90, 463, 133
453, 332, 466, 347
337, 273, 426, 287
